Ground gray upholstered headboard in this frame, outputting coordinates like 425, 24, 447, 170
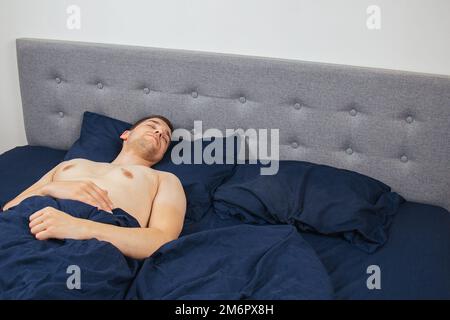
16, 38, 450, 211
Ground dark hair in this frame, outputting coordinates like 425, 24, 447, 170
130, 115, 174, 133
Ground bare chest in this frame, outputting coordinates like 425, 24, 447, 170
53, 160, 159, 226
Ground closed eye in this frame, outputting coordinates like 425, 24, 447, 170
146, 124, 169, 143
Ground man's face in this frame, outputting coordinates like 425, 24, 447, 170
121, 118, 172, 164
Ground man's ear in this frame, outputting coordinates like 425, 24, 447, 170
120, 130, 130, 141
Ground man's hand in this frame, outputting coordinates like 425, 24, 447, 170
40, 181, 114, 212
29, 206, 89, 241
26, 172, 186, 259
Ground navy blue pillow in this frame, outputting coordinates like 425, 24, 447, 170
64, 111, 131, 162
64, 111, 238, 221
213, 161, 405, 253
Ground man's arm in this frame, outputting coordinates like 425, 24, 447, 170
3, 161, 113, 212
29, 172, 187, 259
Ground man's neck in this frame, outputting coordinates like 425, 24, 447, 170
111, 151, 155, 168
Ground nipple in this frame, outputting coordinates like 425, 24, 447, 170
121, 168, 134, 179
62, 164, 75, 171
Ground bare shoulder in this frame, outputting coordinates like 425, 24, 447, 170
60, 158, 92, 165
53, 158, 95, 170
51, 158, 81, 169
158, 170, 182, 184
151, 170, 185, 198
146, 168, 181, 185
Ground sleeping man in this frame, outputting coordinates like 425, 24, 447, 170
2, 115, 186, 260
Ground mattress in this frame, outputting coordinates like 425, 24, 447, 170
301, 201, 450, 299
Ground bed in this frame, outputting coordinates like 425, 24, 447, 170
0, 38, 449, 299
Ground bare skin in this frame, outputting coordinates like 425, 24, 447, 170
3, 117, 187, 259
48, 158, 162, 228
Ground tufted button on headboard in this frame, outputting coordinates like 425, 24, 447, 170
16, 38, 450, 211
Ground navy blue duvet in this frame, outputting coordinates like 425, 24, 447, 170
0, 196, 332, 299
128, 222, 333, 299
0, 196, 141, 299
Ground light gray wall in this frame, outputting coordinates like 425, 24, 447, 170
1, 0, 450, 153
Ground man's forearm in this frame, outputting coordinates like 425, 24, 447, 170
3, 186, 45, 211
81, 219, 171, 259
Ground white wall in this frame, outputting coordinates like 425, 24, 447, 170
1, 0, 449, 153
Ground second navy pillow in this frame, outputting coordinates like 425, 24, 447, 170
213, 161, 405, 253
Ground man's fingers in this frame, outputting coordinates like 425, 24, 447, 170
84, 189, 112, 212
29, 216, 46, 228
87, 187, 109, 208
82, 193, 109, 212
35, 230, 50, 240
87, 185, 114, 210
30, 221, 48, 235
105, 192, 114, 209
87, 182, 114, 209
93, 185, 114, 209
29, 209, 45, 221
